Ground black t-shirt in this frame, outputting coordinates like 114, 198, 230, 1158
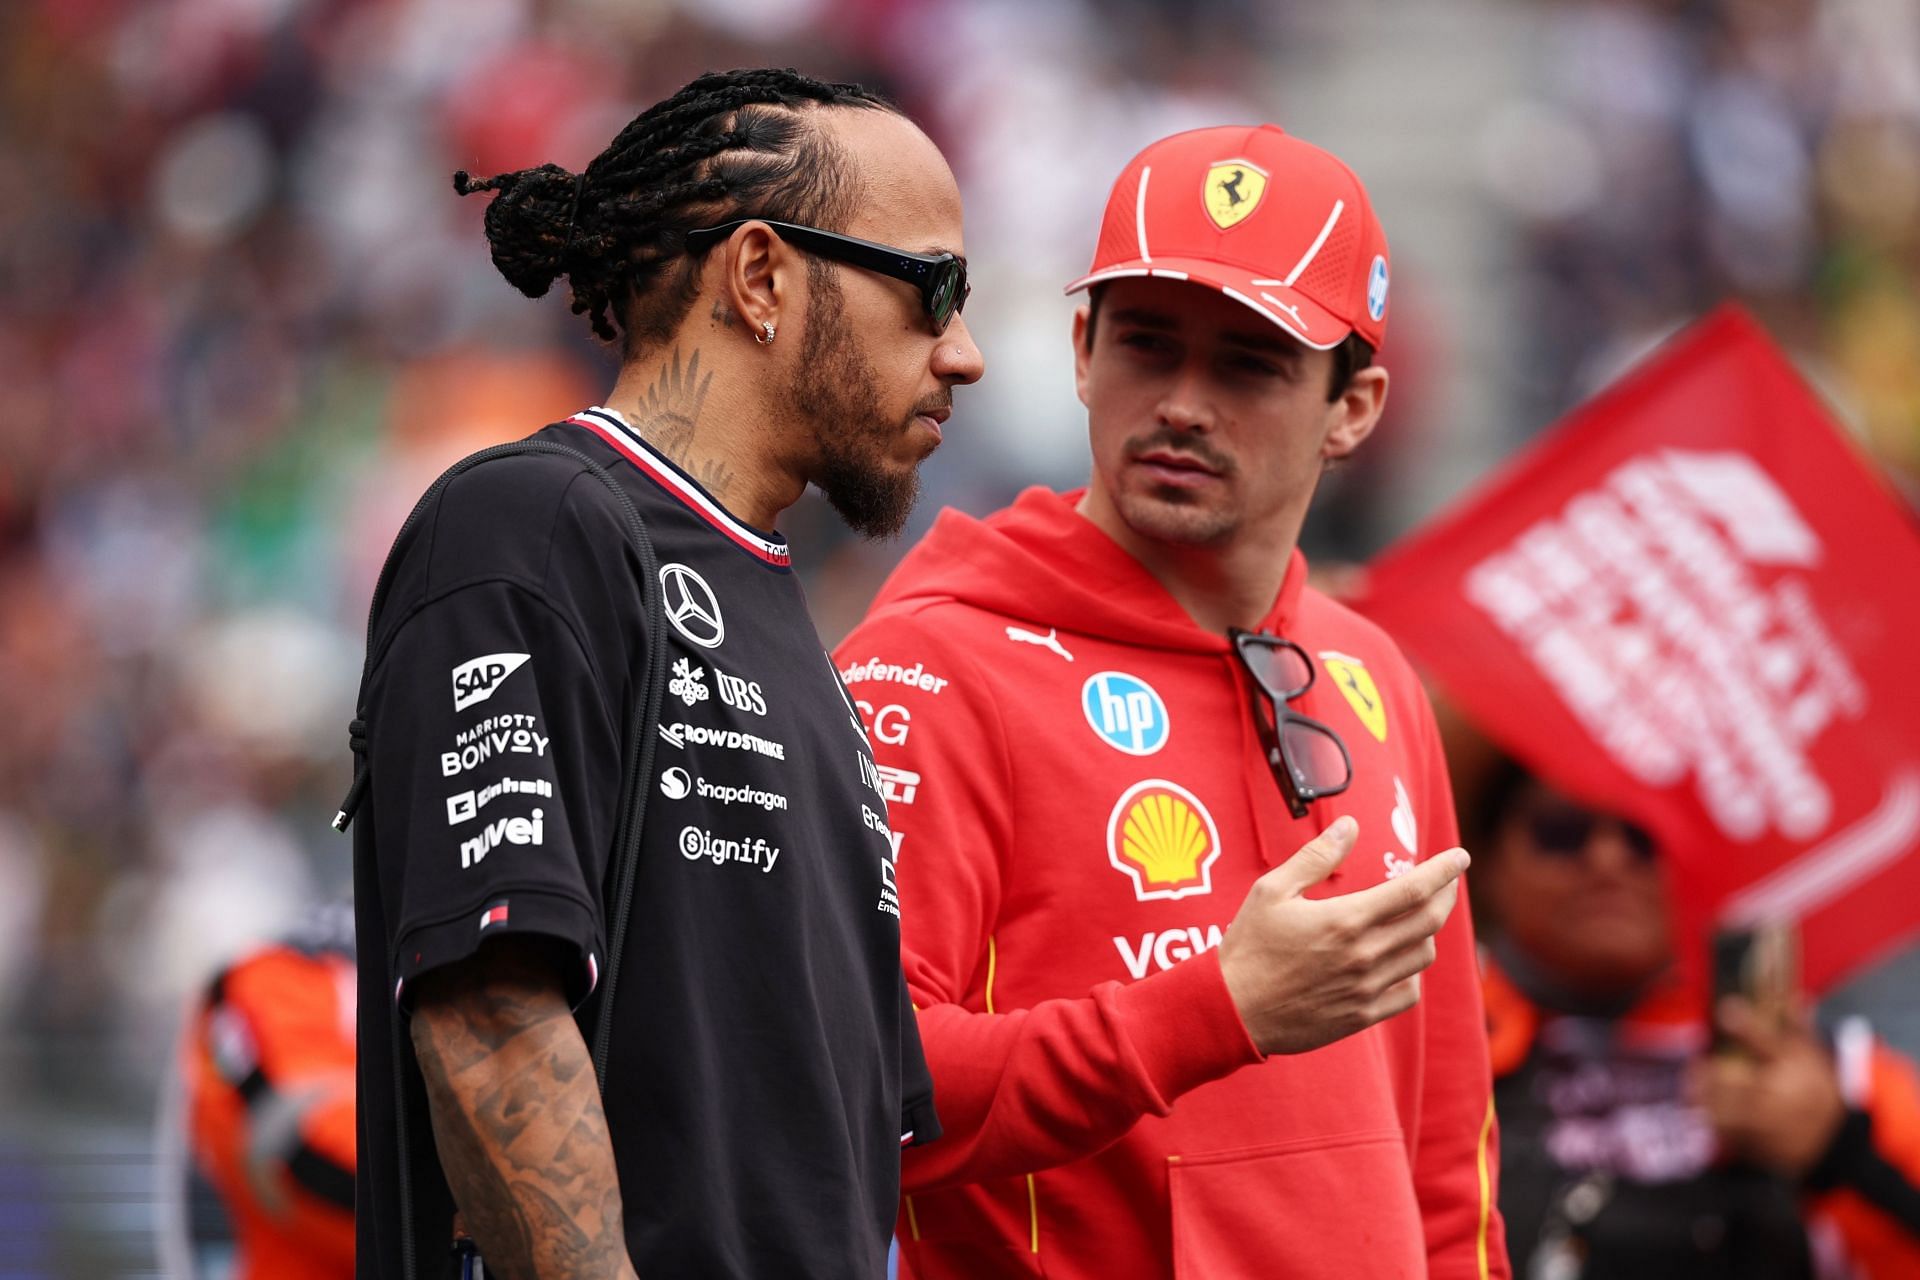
353, 408, 937, 1279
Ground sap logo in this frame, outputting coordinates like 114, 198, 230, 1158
1113, 924, 1224, 980
715, 668, 767, 716
856, 701, 911, 746
460, 808, 544, 869
452, 653, 531, 713
1082, 672, 1169, 755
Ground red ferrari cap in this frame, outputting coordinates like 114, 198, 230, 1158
1066, 124, 1391, 351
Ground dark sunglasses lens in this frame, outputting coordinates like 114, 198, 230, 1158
1623, 822, 1658, 861
1242, 640, 1312, 699
928, 263, 961, 331
1529, 809, 1594, 856
1280, 717, 1350, 795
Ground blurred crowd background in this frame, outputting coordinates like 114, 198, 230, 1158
2, 0, 1918, 1273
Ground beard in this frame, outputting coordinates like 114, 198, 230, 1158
787, 266, 936, 539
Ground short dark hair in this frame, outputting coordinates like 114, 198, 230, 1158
453, 68, 897, 355
1081, 282, 1376, 401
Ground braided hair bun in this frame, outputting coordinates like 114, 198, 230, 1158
451, 163, 582, 299
453, 68, 896, 349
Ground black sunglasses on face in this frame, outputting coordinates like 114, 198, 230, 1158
1524, 806, 1658, 863
683, 218, 971, 335
1229, 628, 1354, 820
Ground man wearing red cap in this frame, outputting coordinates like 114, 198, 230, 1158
837, 125, 1506, 1277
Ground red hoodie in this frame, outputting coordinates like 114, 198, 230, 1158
836, 488, 1507, 1279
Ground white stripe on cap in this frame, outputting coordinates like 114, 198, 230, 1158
1135, 167, 1153, 264
1219, 286, 1342, 351
1281, 199, 1345, 287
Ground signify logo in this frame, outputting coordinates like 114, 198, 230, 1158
460, 808, 544, 869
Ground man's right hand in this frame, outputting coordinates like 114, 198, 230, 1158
1218, 816, 1468, 1056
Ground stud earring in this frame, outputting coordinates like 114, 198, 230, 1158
755, 322, 776, 346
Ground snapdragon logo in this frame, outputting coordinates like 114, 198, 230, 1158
460, 808, 544, 869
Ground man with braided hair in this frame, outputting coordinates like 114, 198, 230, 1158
351, 68, 983, 1279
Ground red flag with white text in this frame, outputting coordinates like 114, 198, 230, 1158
1357, 307, 1920, 994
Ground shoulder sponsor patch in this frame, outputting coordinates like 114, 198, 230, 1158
1082, 671, 1170, 755
1319, 650, 1388, 742
1107, 780, 1221, 901
452, 653, 531, 712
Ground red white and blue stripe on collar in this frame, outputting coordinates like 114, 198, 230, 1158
567, 406, 793, 569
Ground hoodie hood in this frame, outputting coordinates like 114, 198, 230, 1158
869, 487, 1308, 654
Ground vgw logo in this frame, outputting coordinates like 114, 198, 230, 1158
452, 653, 531, 712
1082, 672, 1169, 755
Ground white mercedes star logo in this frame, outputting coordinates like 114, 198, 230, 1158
659, 563, 725, 648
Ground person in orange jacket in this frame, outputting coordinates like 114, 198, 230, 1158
1472, 758, 1920, 1278
180, 906, 355, 1280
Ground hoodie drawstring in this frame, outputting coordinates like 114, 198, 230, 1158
332, 717, 368, 833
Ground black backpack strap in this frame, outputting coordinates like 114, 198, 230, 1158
336, 435, 668, 1277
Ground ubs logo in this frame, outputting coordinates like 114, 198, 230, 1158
659, 563, 724, 648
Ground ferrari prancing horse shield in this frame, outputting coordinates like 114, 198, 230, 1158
1204, 161, 1267, 230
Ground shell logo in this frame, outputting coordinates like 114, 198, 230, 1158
1107, 780, 1222, 901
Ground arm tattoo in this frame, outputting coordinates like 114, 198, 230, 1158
412, 942, 635, 1279
635, 345, 714, 463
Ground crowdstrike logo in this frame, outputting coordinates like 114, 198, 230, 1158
660, 722, 786, 760
451, 653, 531, 712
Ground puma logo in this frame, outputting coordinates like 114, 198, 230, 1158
1005, 626, 1074, 663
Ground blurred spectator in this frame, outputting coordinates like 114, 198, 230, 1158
1472, 760, 1920, 1279
169, 905, 355, 1280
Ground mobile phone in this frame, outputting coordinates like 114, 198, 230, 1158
1710, 922, 1796, 1053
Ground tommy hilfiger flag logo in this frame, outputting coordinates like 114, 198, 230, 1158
478, 901, 510, 931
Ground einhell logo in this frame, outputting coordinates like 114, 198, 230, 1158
452, 653, 531, 712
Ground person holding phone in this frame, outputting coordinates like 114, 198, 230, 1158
1472, 758, 1920, 1278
